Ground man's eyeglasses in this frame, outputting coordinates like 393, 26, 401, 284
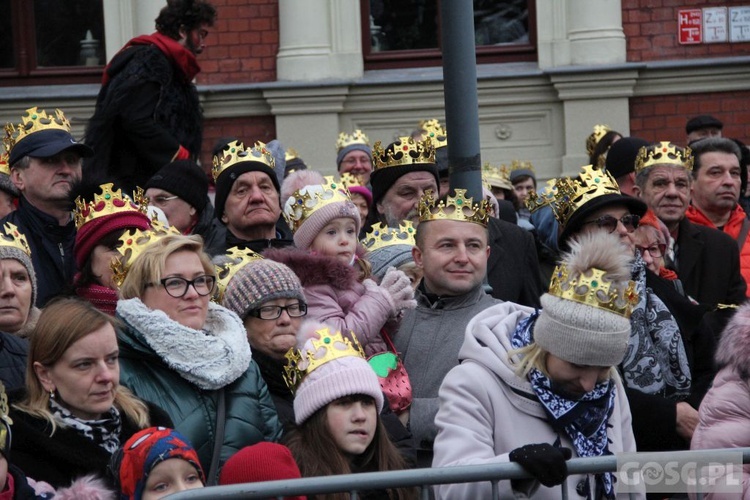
581, 214, 640, 234
635, 243, 666, 259
150, 195, 180, 206
247, 303, 308, 320
151, 275, 216, 298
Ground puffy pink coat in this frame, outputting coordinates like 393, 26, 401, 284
263, 247, 392, 356
691, 302, 750, 499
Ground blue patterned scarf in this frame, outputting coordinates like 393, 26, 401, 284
512, 313, 616, 499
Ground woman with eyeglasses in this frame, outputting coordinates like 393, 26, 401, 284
114, 234, 282, 484
545, 165, 714, 455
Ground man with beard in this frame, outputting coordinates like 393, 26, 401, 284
2, 107, 92, 306
685, 138, 750, 298
84, 0, 216, 192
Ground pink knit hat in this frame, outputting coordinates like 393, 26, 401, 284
283, 182, 361, 250
291, 321, 383, 425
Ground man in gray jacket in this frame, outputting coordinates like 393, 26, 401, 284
394, 189, 501, 467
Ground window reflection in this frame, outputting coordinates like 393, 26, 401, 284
34, 0, 105, 67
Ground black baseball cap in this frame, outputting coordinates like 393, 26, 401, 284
9, 129, 93, 166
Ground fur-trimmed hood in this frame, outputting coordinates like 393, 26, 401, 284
715, 303, 750, 377
263, 245, 366, 289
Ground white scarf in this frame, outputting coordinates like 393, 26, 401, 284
117, 298, 252, 390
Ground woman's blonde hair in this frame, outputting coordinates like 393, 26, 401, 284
119, 234, 214, 299
15, 297, 150, 433
509, 342, 618, 380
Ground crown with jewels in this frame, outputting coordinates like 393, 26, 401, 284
283, 180, 353, 233
525, 178, 558, 213
3, 107, 72, 154
338, 172, 367, 190
211, 140, 275, 182
372, 136, 436, 171
418, 189, 490, 227
635, 141, 693, 174
482, 162, 512, 190
73, 183, 149, 230
110, 220, 181, 288
283, 325, 366, 393
213, 246, 264, 303
585, 124, 611, 157
336, 130, 370, 152
361, 221, 416, 252
0, 152, 9, 177
419, 119, 448, 149
542, 165, 621, 227
548, 262, 639, 318
0, 223, 31, 256
507, 159, 535, 174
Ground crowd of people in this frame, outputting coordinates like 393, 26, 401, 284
0, 1, 748, 499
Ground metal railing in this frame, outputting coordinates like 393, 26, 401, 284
169, 448, 750, 499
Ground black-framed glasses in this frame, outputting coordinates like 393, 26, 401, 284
582, 214, 640, 234
247, 303, 308, 320
635, 243, 666, 259
154, 275, 216, 298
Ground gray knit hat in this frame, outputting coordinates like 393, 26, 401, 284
533, 231, 636, 367
0, 224, 36, 307
368, 245, 413, 280
222, 259, 305, 320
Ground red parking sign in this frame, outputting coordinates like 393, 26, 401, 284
678, 9, 703, 44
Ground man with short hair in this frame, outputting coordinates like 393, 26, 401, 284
212, 140, 293, 253
633, 141, 746, 307
686, 115, 723, 144
685, 137, 750, 297
85, 0, 217, 192
2, 107, 92, 306
394, 190, 500, 467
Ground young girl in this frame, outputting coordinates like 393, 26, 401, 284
284, 321, 416, 500
268, 171, 415, 415
114, 427, 204, 500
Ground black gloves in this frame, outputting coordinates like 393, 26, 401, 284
509, 443, 573, 487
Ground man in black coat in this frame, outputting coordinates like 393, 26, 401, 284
84, 0, 216, 193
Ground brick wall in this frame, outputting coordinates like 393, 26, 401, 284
623, 0, 750, 62
196, 0, 279, 85
200, 115, 276, 173
629, 90, 750, 144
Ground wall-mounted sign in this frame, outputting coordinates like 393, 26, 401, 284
729, 6, 750, 42
704, 7, 728, 43
678, 9, 703, 44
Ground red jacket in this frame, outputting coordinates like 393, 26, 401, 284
686, 204, 750, 297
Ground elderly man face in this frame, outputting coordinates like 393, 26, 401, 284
376, 171, 438, 227
634, 165, 691, 233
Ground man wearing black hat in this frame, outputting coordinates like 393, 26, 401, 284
605, 136, 650, 196
212, 140, 293, 254
686, 115, 723, 144
2, 107, 93, 306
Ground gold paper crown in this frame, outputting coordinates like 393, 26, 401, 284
542, 165, 621, 227
507, 159, 535, 174
285, 148, 299, 162
73, 183, 149, 230
372, 136, 436, 171
3, 107, 72, 154
419, 119, 448, 149
585, 124, 611, 157
634, 141, 693, 174
418, 189, 490, 227
482, 162, 512, 190
283, 325, 366, 392
0, 223, 31, 256
283, 181, 353, 233
213, 246, 264, 303
110, 220, 181, 288
525, 178, 558, 213
211, 140, 275, 182
0, 152, 8, 177
336, 130, 370, 152
361, 221, 416, 252
338, 172, 366, 189
0, 381, 12, 454
548, 263, 639, 318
